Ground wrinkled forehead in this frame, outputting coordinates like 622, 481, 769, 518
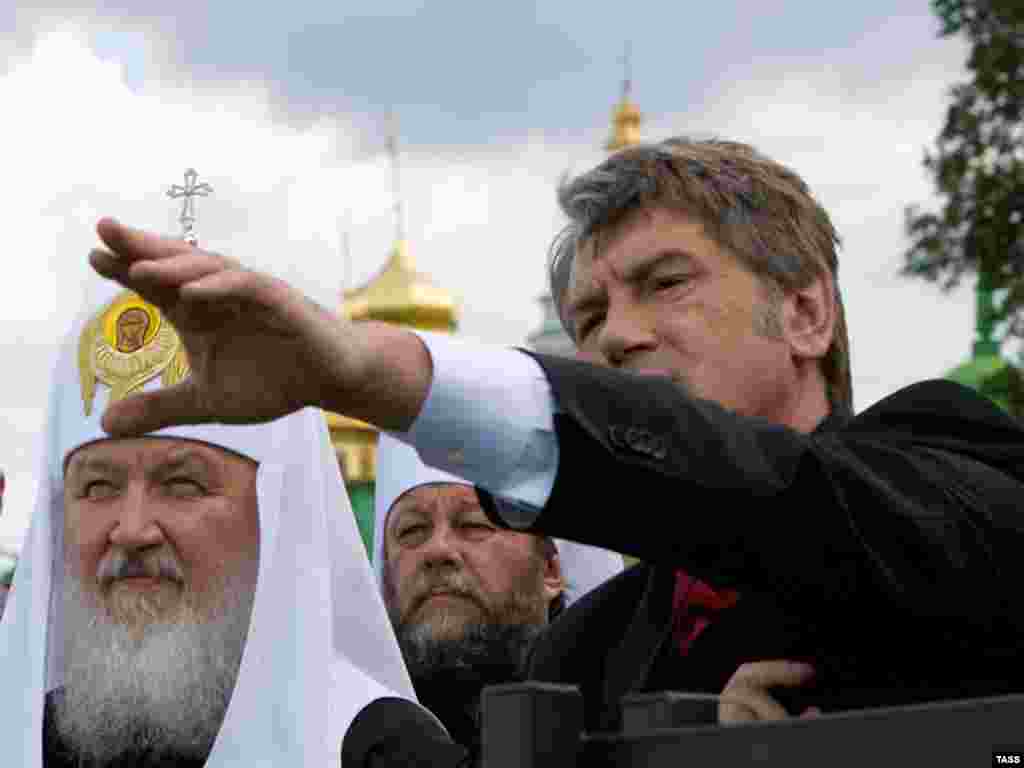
567, 207, 670, 292
386, 482, 479, 526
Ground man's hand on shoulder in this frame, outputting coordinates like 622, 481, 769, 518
90, 218, 432, 435
718, 660, 820, 724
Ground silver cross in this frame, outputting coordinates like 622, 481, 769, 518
167, 168, 213, 245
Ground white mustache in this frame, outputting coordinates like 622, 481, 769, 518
98, 550, 184, 587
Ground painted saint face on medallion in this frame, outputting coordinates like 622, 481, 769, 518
79, 291, 190, 416
115, 308, 152, 353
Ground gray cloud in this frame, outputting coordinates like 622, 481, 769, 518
7, 0, 955, 148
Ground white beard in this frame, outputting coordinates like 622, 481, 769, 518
54, 568, 256, 764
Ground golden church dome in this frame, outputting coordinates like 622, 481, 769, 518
606, 95, 643, 152
327, 122, 459, 488
605, 44, 643, 152
341, 238, 457, 332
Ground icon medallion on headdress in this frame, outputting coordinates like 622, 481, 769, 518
79, 291, 190, 416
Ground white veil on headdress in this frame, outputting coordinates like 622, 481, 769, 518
0, 280, 427, 766
373, 432, 624, 608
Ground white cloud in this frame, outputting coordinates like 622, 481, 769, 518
0, 21, 979, 552
0, 24, 563, 551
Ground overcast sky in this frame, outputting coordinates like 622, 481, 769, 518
0, 2, 979, 552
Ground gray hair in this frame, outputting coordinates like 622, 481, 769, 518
547, 137, 852, 408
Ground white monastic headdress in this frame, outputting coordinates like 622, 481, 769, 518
373, 432, 624, 608
0, 282, 430, 766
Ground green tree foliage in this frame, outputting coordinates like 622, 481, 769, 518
904, 0, 1024, 415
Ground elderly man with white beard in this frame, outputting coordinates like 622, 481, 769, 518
0, 287, 471, 768
50, 436, 261, 764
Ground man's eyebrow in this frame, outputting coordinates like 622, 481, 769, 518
389, 502, 428, 527
66, 456, 124, 478
151, 450, 213, 478
620, 249, 697, 284
450, 496, 487, 516
567, 250, 698, 320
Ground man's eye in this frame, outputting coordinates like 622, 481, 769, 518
166, 478, 204, 496
576, 314, 604, 341
398, 524, 427, 540
83, 480, 116, 499
653, 275, 689, 291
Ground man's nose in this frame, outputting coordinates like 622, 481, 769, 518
597, 302, 656, 368
419, 525, 465, 569
107, 486, 165, 551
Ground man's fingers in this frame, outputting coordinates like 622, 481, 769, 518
181, 265, 268, 303
717, 699, 757, 724
130, 251, 230, 289
718, 690, 789, 723
727, 660, 816, 690
96, 218, 191, 264
91, 248, 183, 315
100, 381, 205, 437
718, 660, 817, 724
89, 248, 133, 284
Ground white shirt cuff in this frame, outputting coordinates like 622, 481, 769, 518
390, 331, 559, 528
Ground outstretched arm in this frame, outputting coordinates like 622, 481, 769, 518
92, 219, 1024, 630
91, 218, 432, 435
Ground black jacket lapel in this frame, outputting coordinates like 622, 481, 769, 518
597, 565, 677, 731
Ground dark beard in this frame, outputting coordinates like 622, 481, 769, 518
395, 620, 544, 753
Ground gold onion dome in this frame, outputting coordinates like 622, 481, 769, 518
606, 95, 642, 152
341, 238, 457, 332
606, 44, 642, 152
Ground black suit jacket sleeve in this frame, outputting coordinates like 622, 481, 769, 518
477, 353, 1024, 630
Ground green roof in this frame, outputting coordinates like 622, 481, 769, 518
945, 354, 1012, 411
0, 553, 16, 587
946, 354, 1008, 389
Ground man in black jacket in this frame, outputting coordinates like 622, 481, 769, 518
88, 136, 1024, 743
499, 138, 1024, 729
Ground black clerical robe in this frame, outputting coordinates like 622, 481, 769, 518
476, 355, 1024, 732
413, 683, 483, 760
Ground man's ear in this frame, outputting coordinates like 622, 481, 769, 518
380, 555, 399, 612
541, 547, 564, 605
781, 274, 835, 363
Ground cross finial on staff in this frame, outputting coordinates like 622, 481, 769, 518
167, 168, 213, 246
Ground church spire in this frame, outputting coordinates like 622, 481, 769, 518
385, 114, 413, 269
605, 42, 642, 152
338, 115, 456, 331
329, 116, 457, 526
530, 43, 645, 359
